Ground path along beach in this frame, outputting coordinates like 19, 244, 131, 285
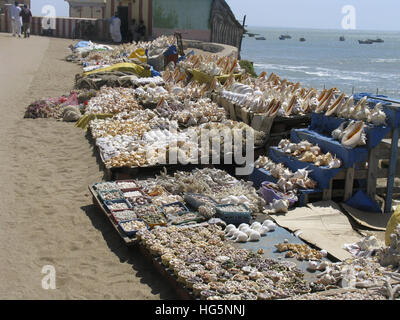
0, 33, 176, 299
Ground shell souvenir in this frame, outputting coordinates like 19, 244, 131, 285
338, 96, 354, 119
341, 120, 367, 148
331, 122, 347, 140
272, 199, 289, 214
370, 103, 387, 126
325, 93, 346, 117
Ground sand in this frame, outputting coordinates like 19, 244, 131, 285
0, 33, 177, 299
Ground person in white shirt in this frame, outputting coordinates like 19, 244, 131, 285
110, 14, 122, 43
11, 2, 22, 37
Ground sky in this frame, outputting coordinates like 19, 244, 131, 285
30, 0, 400, 31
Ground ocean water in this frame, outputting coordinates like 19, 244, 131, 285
240, 27, 400, 98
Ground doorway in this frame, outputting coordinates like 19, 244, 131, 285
117, 6, 129, 42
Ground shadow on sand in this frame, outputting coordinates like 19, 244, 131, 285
81, 204, 178, 300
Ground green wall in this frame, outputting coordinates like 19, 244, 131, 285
153, 0, 213, 30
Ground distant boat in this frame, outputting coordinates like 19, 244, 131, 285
299, 37, 306, 42
255, 37, 266, 40
339, 36, 345, 41
369, 38, 384, 43
247, 33, 256, 37
279, 34, 291, 40
359, 39, 373, 44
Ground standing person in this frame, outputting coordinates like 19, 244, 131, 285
137, 20, 146, 41
128, 19, 137, 43
109, 14, 115, 39
110, 14, 122, 43
11, 2, 22, 37
20, 4, 32, 38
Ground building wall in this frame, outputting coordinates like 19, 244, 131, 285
70, 5, 104, 19
153, 0, 212, 30
105, 0, 152, 35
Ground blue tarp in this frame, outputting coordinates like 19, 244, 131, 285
291, 128, 369, 168
269, 147, 343, 189
163, 45, 177, 57
310, 113, 392, 149
150, 65, 161, 77
345, 190, 383, 213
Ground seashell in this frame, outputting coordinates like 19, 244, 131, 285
298, 151, 316, 163
325, 93, 346, 117
370, 103, 387, 126
332, 122, 347, 140
318, 261, 328, 271
235, 231, 248, 243
259, 226, 269, 236
250, 222, 262, 229
248, 230, 261, 242
229, 229, 240, 240
307, 261, 319, 271
338, 96, 354, 118
278, 139, 291, 149
320, 249, 328, 257
238, 223, 250, 231
272, 199, 289, 213
341, 120, 367, 148
327, 156, 342, 169
225, 224, 236, 233
292, 168, 311, 180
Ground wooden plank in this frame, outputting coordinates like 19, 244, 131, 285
385, 127, 400, 213
367, 147, 379, 198
322, 179, 333, 201
344, 166, 355, 201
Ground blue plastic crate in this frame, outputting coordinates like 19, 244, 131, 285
118, 219, 149, 237
98, 189, 124, 203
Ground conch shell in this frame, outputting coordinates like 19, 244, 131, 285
338, 96, 354, 119
325, 93, 346, 117
341, 120, 367, 148
332, 122, 347, 140
369, 103, 386, 126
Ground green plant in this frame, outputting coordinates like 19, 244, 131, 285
239, 60, 257, 77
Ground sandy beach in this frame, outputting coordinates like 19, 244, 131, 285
0, 33, 177, 299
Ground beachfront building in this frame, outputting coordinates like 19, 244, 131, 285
101, 0, 244, 48
0, 0, 30, 14
65, 0, 106, 19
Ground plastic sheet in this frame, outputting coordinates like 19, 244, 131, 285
310, 113, 391, 149
344, 190, 383, 213
291, 128, 369, 168
83, 62, 151, 78
269, 147, 343, 189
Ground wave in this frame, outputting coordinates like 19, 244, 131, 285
253, 63, 398, 83
371, 58, 400, 63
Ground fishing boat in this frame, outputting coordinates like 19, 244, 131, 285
359, 39, 373, 44
279, 34, 292, 40
369, 38, 384, 43
255, 37, 266, 40
299, 37, 306, 42
339, 36, 345, 41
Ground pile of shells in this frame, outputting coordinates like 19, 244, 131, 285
254, 156, 318, 192
120, 220, 147, 232
277, 139, 342, 169
178, 55, 242, 77
85, 87, 142, 114
154, 168, 266, 214
137, 224, 310, 300
224, 220, 277, 243
275, 243, 325, 261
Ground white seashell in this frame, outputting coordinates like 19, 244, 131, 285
320, 249, 328, 257
248, 230, 261, 242
318, 261, 329, 271
332, 122, 346, 140
238, 223, 250, 231
341, 120, 367, 148
327, 156, 342, 169
235, 231, 248, 243
229, 229, 241, 240
259, 226, 269, 236
370, 103, 386, 126
225, 224, 236, 233
307, 261, 319, 271
250, 222, 262, 229
226, 228, 237, 238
